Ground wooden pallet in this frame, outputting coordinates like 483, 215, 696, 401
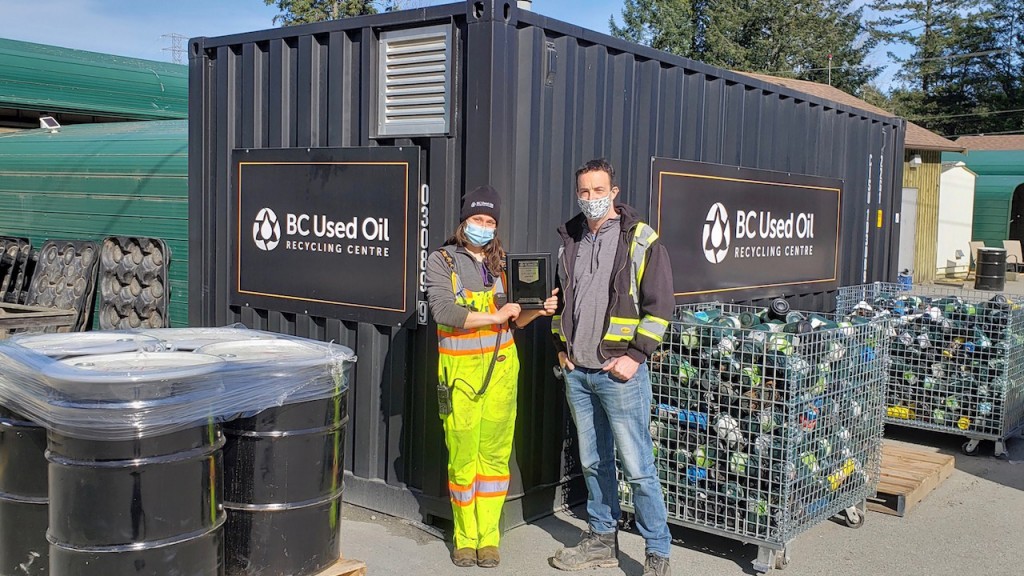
312, 557, 367, 576
868, 442, 955, 517
0, 303, 76, 339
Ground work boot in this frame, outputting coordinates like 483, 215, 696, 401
551, 530, 619, 571
642, 553, 671, 576
477, 546, 500, 568
451, 548, 476, 568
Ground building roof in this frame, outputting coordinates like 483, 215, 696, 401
941, 161, 977, 176
954, 135, 1024, 151
0, 38, 187, 121
741, 73, 965, 153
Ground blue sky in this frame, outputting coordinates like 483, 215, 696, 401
0, 0, 902, 89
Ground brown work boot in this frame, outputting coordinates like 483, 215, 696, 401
642, 553, 671, 576
477, 546, 500, 568
451, 548, 476, 567
551, 530, 619, 571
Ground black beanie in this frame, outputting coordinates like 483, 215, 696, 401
460, 185, 501, 224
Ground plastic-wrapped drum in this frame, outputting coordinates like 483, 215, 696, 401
196, 340, 351, 576
9, 332, 161, 358
46, 352, 226, 576
138, 327, 279, 352
0, 407, 49, 576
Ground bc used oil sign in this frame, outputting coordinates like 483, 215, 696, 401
232, 147, 419, 325
650, 157, 841, 300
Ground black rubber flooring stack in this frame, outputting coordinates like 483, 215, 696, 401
98, 237, 171, 329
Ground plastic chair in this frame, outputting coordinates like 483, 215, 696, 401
1002, 240, 1023, 273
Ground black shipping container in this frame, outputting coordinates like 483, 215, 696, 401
189, 0, 904, 525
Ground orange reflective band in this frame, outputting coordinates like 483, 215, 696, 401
449, 481, 475, 506
475, 474, 510, 482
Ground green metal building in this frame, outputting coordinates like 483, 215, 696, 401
0, 37, 187, 128
0, 120, 189, 327
945, 136, 1024, 247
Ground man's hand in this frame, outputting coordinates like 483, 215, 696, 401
602, 355, 639, 381
538, 288, 559, 316
511, 288, 560, 328
557, 351, 575, 372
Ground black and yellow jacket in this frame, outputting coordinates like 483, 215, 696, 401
552, 203, 674, 364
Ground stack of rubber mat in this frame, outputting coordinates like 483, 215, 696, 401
0, 237, 33, 305
24, 240, 100, 332
98, 237, 171, 329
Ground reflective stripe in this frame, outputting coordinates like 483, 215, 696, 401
637, 314, 669, 342
604, 316, 639, 342
450, 475, 509, 505
449, 481, 475, 506
627, 223, 659, 313
437, 263, 513, 357
438, 333, 515, 356
475, 474, 510, 498
438, 325, 497, 338
552, 315, 566, 342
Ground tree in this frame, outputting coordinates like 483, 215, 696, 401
977, 0, 1024, 134
264, 0, 445, 25
860, 82, 894, 110
609, 0, 702, 56
867, 0, 1023, 136
610, 1, 880, 96
867, 1, 975, 94
264, 0, 376, 26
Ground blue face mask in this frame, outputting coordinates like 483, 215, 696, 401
465, 222, 496, 247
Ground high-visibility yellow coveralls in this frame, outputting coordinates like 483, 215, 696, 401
435, 252, 518, 551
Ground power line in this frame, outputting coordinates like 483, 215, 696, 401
766, 63, 873, 74
909, 107, 1024, 121
767, 48, 1006, 76
915, 49, 1006, 62
943, 129, 1024, 138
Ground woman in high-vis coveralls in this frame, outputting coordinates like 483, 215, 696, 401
425, 185, 557, 568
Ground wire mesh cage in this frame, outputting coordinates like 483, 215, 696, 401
836, 282, 1024, 457
619, 302, 886, 573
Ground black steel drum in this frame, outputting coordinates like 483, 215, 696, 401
975, 247, 1007, 291
46, 424, 225, 576
197, 340, 349, 576
0, 407, 49, 575
46, 352, 226, 576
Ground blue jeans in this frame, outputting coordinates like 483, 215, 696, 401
564, 362, 671, 558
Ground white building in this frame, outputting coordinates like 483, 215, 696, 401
936, 161, 977, 275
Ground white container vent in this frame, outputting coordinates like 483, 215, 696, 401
376, 25, 452, 137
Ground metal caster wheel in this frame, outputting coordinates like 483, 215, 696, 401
961, 439, 980, 456
754, 546, 787, 573
774, 549, 790, 570
842, 506, 864, 528
994, 441, 1009, 459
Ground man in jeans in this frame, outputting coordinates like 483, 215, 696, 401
550, 158, 674, 576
